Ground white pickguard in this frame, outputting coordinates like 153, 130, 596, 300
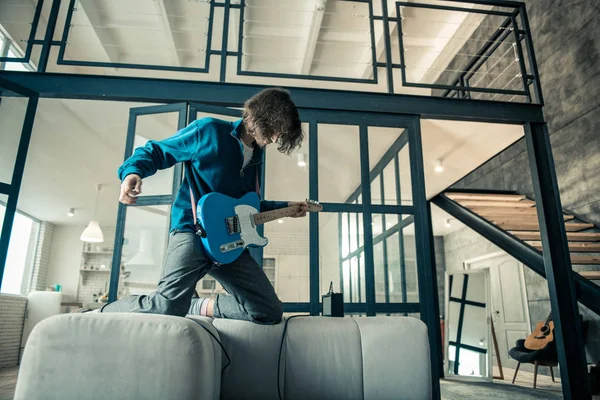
234, 204, 268, 248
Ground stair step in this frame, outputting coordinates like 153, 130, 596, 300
512, 231, 600, 242
579, 271, 600, 279
527, 241, 600, 252
446, 192, 526, 202
572, 257, 600, 265
471, 207, 540, 216
490, 215, 574, 223
459, 199, 535, 208
496, 222, 594, 232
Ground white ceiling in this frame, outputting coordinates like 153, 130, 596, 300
1, 98, 523, 237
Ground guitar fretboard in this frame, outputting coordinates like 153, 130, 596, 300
253, 205, 302, 226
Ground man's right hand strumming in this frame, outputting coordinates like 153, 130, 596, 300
120, 174, 142, 205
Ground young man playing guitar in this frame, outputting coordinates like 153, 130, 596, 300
95, 88, 306, 324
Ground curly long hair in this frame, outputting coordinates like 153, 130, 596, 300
242, 88, 304, 155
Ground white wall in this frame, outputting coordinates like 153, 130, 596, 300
264, 231, 309, 303
46, 225, 85, 298
319, 213, 342, 295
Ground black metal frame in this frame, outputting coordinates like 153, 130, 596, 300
396, 1, 539, 102
0, 0, 593, 396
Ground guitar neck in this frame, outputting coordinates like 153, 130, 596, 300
253, 205, 301, 225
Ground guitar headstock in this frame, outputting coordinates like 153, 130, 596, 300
305, 199, 323, 212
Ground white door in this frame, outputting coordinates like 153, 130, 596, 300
467, 253, 530, 370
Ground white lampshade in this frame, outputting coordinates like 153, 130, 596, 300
80, 220, 104, 243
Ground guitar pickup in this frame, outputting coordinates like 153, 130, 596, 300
225, 216, 241, 235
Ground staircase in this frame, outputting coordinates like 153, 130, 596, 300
433, 190, 600, 315
445, 191, 600, 270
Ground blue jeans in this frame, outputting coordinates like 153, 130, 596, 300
101, 231, 282, 324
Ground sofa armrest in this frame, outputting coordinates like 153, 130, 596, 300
15, 313, 219, 400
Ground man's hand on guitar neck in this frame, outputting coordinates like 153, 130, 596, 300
120, 174, 142, 205
288, 201, 308, 218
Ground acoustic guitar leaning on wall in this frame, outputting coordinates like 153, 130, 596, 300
524, 312, 554, 350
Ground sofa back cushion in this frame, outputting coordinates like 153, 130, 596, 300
215, 316, 431, 400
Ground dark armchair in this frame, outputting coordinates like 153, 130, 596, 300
508, 338, 558, 388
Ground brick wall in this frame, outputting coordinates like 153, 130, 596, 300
77, 271, 110, 304
0, 294, 27, 368
29, 222, 55, 292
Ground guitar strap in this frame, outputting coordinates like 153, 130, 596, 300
255, 166, 260, 195
189, 187, 202, 235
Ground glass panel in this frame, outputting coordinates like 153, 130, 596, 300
318, 124, 361, 204
319, 212, 364, 301
466, 275, 487, 304
265, 122, 309, 204
462, 304, 489, 351
450, 274, 464, 298
373, 214, 411, 305
63, 0, 211, 69
402, 221, 419, 302
374, 241, 385, 303
240, 0, 373, 79
0, 2, 37, 58
119, 205, 171, 297
447, 302, 460, 343
263, 215, 309, 303
4, 47, 31, 71
0, 194, 6, 234
0, 96, 28, 184
385, 232, 401, 303
357, 211, 364, 248
456, 348, 486, 377
371, 175, 382, 205
132, 111, 181, 196
0, 203, 40, 295
368, 126, 412, 205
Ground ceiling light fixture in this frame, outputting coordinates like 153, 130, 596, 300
444, 218, 452, 228
68, 208, 75, 217
434, 159, 444, 173
277, 219, 284, 224
80, 184, 104, 243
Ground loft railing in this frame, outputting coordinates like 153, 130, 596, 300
0, 0, 542, 103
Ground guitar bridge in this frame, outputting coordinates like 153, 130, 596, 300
225, 216, 240, 235
220, 240, 245, 253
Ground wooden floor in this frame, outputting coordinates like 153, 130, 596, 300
492, 366, 600, 399
2, 364, 599, 399
494, 366, 563, 394
0, 367, 17, 400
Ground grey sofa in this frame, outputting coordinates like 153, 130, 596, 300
15, 313, 432, 400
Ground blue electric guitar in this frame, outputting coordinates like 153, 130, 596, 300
196, 192, 322, 264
